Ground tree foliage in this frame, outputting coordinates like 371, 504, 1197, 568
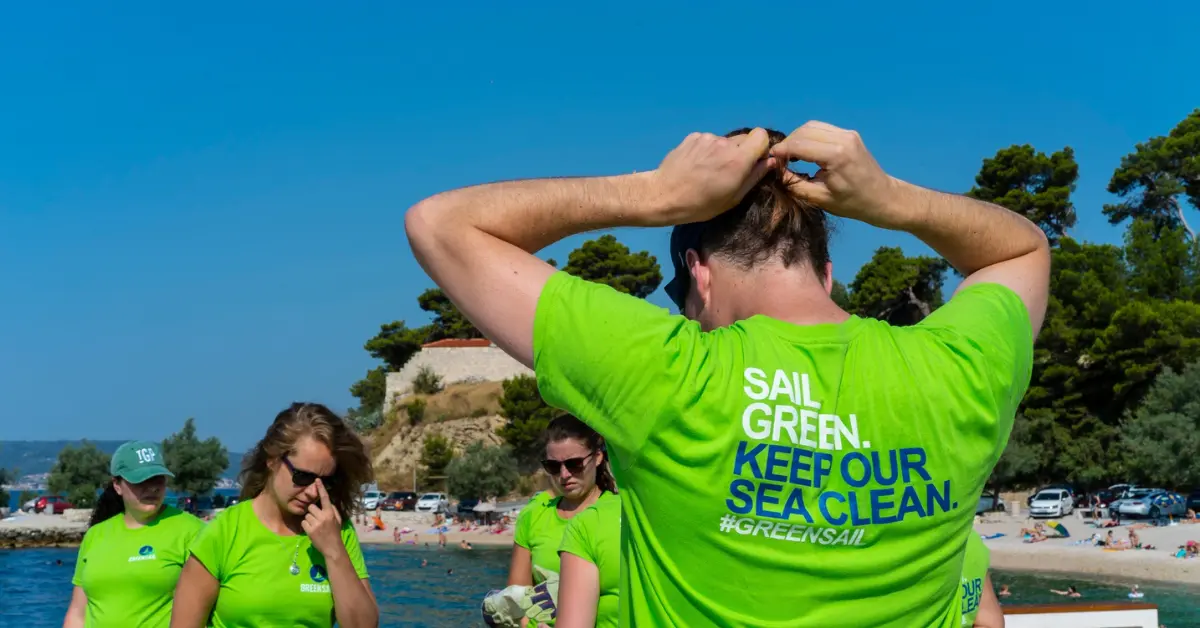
496, 375, 556, 470
830, 280, 850, 310
446, 441, 520, 500
847, 247, 948, 325
348, 367, 387, 418
563, 234, 663, 298
967, 144, 1079, 245
364, 321, 427, 372
161, 418, 229, 497
48, 442, 111, 508
0, 467, 10, 509
417, 288, 483, 342
1104, 108, 1200, 239
420, 434, 455, 478
1119, 363, 1200, 490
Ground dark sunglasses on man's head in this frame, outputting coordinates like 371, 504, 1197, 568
282, 455, 335, 488
541, 453, 594, 476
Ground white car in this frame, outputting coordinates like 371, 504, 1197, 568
361, 490, 384, 511
415, 492, 448, 513
1028, 488, 1073, 518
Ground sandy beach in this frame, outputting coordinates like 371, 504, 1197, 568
355, 510, 1200, 587
6, 507, 1199, 587
974, 512, 1200, 585
353, 510, 516, 548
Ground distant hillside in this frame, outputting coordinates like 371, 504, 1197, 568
0, 440, 243, 480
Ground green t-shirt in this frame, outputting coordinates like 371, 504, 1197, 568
514, 490, 619, 585
960, 534, 990, 626
533, 272, 1032, 627
559, 493, 622, 628
71, 506, 205, 628
188, 500, 369, 628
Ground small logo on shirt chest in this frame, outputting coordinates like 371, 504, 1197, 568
299, 565, 331, 593
128, 545, 157, 562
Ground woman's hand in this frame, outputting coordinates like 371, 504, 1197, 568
302, 480, 345, 559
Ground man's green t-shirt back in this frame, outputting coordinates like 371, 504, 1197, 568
559, 492, 622, 628
188, 500, 369, 628
71, 506, 205, 628
533, 272, 1032, 627
960, 534, 991, 626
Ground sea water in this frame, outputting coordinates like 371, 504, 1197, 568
2, 546, 1197, 627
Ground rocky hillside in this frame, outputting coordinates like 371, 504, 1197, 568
368, 381, 508, 490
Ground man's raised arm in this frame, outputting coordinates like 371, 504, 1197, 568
404, 129, 773, 366
771, 121, 1050, 333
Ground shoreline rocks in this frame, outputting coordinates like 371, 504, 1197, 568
0, 527, 84, 549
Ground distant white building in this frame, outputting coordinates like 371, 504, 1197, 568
383, 339, 532, 413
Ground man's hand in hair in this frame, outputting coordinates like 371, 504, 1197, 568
768, 121, 899, 228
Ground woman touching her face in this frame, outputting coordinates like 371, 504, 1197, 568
169, 402, 378, 628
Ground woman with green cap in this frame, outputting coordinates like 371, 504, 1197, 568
62, 440, 205, 628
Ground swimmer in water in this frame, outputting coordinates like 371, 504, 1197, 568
1051, 586, 1081, 598
997, 584, 1010, 597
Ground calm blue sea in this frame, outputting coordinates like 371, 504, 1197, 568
1, 545, 1197, 627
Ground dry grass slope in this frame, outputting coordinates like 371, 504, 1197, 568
367, 381, 510, 491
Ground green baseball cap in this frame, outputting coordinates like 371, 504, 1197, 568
110, 440, 174, 484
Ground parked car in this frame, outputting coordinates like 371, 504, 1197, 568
1026, 483, 1076, 507
33, 495, 73, 515
456, 498, 480, 517
1187, 490, 1200, 513
415, 492, 448, 513
1028, 489, 1073, 518
381, 491, 418, 511
1116, 489, 1187, 519
362, 490, 385, 511
975, 492, 1005, 515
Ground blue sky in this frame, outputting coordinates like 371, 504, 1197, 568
2, 1, 1197, 450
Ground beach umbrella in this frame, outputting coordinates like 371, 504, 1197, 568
1047, 521, 1070, 537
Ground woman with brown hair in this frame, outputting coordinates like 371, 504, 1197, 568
485, 414, 617, 627
170, 402, 378, 628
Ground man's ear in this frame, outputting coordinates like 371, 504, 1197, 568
822, 262, 834, 295
685, 249, 711, 305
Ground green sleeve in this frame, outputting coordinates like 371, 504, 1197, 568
71, 525, 95, 587
533, 272, 705, 462
558, 508, 597, 565
513, 500, 535, 549
915, 282, 1035, 418
188, 510, 228, 581
340, 520, 369, 579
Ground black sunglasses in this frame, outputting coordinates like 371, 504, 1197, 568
541, 453, 595, 476
282, 455, 335, 488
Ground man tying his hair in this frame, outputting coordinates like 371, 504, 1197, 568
405, 123, 1048, 627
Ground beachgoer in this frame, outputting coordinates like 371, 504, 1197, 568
959, 535, 1003, 628
507, 415, 618, 593
406, 122, 1048, 625
169, 402, 378, 628
997, 584, 1011, 598
1051, 586, 1082, 598
63, 441, 204, 628
555, 491, 621, 628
